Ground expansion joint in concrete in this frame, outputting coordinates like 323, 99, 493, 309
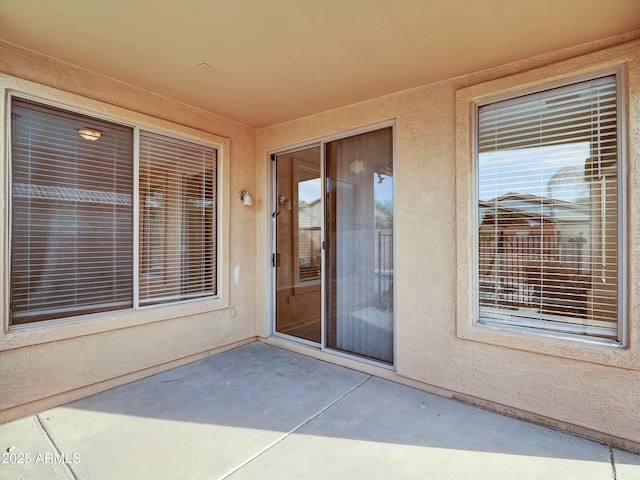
35, 414, 79, 480
609, 446, 617, 480
217, 375, 373, 479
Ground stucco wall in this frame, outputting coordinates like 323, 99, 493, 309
256, 38, 639, 448
1, 35, 638, 451
0, 42, 258, 421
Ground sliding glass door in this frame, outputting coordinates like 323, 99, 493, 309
273, 125, 394, 364
325, 127, 394, 364
274, 147, 322, 343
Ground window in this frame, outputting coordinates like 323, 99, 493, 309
475, 73, 623, 341
139, 132, 217, 305
9, 97, 217, 325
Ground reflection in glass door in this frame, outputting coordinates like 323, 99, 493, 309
274, 147, 322, 343
325, 127, 394, 364
273, 126, 394, 364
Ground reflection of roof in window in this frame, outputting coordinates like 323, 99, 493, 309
13, 183, 132, 205
479, 192, 589, 226
484, 192, 587, 209
299, 198, 321, 208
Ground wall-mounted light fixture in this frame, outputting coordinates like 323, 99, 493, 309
238, 190, 253, 206
77, 128, 103, 141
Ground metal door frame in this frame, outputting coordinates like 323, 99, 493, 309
268, 119, 397, 368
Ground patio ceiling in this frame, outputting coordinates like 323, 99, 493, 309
1, 0, 639, 128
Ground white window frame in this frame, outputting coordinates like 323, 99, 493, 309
455, 64, 630, 367
1, 78, 230, 349
472, 69, 627, 346
137, 130, 219, 307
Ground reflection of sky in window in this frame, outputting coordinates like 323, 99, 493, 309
374, 174, 394, 207
299, 178, 321, 204
478, 142, 590, 203
298, 174, 394, 205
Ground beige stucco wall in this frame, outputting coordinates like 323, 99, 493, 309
0, 42, 258, 421
1, 35, 638, 451
256, 38, 640, 449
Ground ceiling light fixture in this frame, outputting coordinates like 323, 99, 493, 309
77, 128, 103, 141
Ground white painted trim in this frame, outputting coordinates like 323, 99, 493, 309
616, 65, 628, 347
133, 126, 140, 309
320, 139, 327, 350
3, 94, 12, 336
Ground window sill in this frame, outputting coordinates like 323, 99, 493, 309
456, 316, 636, 369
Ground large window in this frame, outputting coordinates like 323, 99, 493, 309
476, 73, 623, 341
139, 132, 217, 305
9, 97, 217, 325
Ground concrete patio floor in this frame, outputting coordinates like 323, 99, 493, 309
1, 342, 638, 480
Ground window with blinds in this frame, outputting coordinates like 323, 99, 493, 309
476, 73, 622, 341
139, 132, 217, 305
10, 99, 134, 324
9, 97, 218, 325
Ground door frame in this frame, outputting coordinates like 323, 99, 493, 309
267, 119, 397, 368
270, 142, 324, 348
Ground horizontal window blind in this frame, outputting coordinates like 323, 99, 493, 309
139, 131, 217, 305
477, 75, 619, 339
10, 99, 134, 324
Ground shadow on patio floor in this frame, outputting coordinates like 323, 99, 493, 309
2, 342, 637, 480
